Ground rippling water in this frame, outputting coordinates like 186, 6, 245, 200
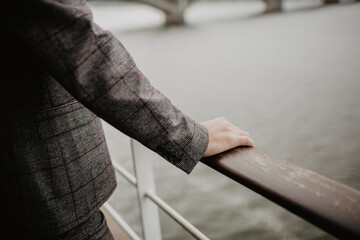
89, 1, 360, 239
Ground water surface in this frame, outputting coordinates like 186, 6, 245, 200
89, 1, 360, 239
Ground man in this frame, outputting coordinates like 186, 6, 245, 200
0, 0, 255, 239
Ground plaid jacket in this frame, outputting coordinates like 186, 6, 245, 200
0, 0, 208, 238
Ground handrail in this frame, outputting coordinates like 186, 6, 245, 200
106, 140, 360, 239
201, 147, 360, 239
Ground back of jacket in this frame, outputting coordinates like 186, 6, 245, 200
0, 30, 116, 238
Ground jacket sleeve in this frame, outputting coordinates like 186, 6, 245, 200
7, 0, 208, 174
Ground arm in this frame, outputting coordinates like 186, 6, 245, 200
6, 0, 207, 173
6, 0, 254, 173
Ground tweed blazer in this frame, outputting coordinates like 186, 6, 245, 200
0, 0, 208, 238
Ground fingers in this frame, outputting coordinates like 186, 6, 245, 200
238, 136, 256, 147
219, 118, 254, 146
227, 132, 255, 148
200, 117, 256, 157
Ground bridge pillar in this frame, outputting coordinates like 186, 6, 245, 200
323, 0, 339, 4
140, 0, 190, 25
263, 0, 282, 13
164, 0, 190, 25
165, 10, 185, 25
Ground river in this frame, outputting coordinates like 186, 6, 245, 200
88, 1, 360, 239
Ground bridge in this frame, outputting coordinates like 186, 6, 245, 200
135, 0, 349, 24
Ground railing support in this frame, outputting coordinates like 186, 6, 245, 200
103, 202, 142, 240
131, 139, 162, 240
145, 190, 209, 240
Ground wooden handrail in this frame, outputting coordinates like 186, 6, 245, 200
201, 147, 360, 239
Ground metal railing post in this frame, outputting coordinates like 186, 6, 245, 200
131, 139, 162, 240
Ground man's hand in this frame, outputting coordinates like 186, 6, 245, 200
201, 117, 255, 157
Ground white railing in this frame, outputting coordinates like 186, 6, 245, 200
104, 139, 209, 240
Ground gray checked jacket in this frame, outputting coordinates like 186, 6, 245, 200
0, 0, 208, 238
